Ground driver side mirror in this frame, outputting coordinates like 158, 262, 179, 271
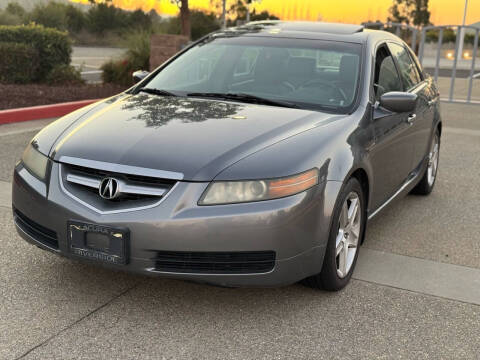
379, 91, 417, 113
132, 70, 150, 83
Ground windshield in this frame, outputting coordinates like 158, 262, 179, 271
143, 36, 362, 113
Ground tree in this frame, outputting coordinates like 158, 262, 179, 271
249, 9, 279, 21
0, 2, 25, 25
128, 9, 152, 31
171, 0, 191, 39
65, 5, 86, 33
212, 0, 277, 26
29, 2, 68, 31
388, 0, 430, 27
87, 3, 120, 34
162, 10, 219, 40
5, 2, 26, 18
190, 10, 220, 40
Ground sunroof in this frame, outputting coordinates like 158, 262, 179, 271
245, 21, 364, 35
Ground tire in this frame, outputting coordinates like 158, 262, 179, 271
411, 129, 440, 195
304, 177, 366, 291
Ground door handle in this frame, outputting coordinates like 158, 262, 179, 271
407, 114, 416, 124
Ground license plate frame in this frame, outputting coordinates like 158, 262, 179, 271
67, 221, 129, 265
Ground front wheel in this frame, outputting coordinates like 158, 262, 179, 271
304, 177, 366, 291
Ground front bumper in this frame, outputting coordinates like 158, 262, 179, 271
12, 162, 341, 287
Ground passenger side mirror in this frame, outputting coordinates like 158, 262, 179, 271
379, 92, 417, 113
132, 70, 150, 83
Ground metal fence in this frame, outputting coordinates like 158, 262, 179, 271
418, 25, 479, 104
362, 22, 419, 52
363, 22, 480, 105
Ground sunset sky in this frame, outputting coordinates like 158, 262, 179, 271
70, 0, 479, 26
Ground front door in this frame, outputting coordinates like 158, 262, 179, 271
388, 42, 434, 170
369, 44, 416, 211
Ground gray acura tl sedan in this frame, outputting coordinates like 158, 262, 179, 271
12, 21, 441, 291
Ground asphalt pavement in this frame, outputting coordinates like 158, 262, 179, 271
0, 102, 479, 359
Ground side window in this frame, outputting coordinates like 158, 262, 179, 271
374, 46, 402, 100
407, 47, 424, 81
388, 43, 421, 90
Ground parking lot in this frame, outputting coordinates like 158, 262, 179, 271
0, 102, 479, 359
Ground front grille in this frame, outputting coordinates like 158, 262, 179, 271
152, 250, 276, 274
60, 162, 177, 212
14, 209, 59, 249
68, 164, 176, 188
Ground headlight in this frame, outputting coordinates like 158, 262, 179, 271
199, 168, 319, 205
22, 142, 49, 180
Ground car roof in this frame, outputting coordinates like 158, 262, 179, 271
217, 21, 396, 44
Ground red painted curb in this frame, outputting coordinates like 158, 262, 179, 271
0, 99, 101, 125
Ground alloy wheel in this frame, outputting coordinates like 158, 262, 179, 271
427, 133, 440, 186
335, 192, 361, 278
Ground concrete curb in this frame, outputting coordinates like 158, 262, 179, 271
0, 99, 100, 125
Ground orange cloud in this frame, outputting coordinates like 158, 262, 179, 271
70, 0, 479, 26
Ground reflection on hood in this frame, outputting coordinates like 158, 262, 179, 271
121, 94, 244, 128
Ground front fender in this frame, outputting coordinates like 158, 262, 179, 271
32, 94, 128, 157
214, 116, 355, 182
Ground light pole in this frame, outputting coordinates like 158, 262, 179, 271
457, 0, 468, 59
221, 0, 227, 29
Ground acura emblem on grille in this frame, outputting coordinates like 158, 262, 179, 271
99, 177, 119, 200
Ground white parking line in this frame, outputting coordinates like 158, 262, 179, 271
354, 248, 480, 306
80, 70, 103, 75
0, 118, 57, 137
71, 63, 100, 69
71, 56, 111, 60
444, 127, 480, 137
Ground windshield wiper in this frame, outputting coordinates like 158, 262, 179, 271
186, 92, 299, 109
138, 87, 179, 97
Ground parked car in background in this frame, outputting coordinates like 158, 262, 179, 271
13, 21, 441, 290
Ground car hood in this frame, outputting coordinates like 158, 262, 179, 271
51, 93, 340, 181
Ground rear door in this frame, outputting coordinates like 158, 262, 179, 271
369, 44, 416, 210
388, 42, 434, 170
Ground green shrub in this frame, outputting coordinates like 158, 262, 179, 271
101, 59, 135, 86
465, 33, 477, 45
425, 28, 457, 44
0, 42, 38, 83
0, 24, 72, 82
45, 64, 84, 85
102, 30, 152, 86
124, 30, 151, 70
0, 10, 22, 25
